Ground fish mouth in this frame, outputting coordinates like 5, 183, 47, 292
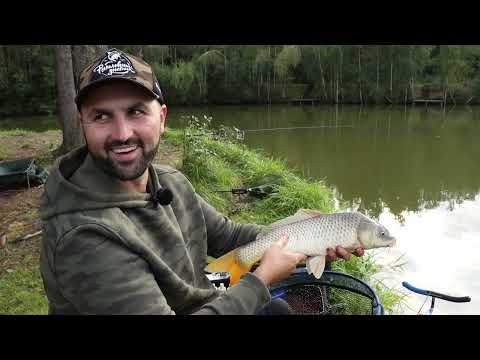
389, 238, 397, 247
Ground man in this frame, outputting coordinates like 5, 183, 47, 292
39, 48, 363, 315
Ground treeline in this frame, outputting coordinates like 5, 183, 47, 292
2, 45, 480, 116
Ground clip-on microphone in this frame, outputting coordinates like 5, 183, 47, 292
154, 187, 173, 207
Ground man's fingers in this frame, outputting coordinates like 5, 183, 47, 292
336, 246, 352, 260
326, 248, 337, 261
354, 247, 365, 257
276, 234, 289, 248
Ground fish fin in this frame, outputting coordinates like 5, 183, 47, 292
295, 208, 324, 217
258, 209, 324, 237
306, 256, 326, 279
205, 250, 252, 286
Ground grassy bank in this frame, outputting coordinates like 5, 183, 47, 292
0, 127, 60, 315
167, 115, 406, 314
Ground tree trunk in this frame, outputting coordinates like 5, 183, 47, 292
376, 46, 380, 97
171, 46, 177, 66
335, 70, 339, 104
411, 76, 415, 103
358, 46, 363, 105
339, 46, 343, 102
273, 63, 276, 89
444, 78, 448, 107
130, 45, 143, 58
317, 51, 328, 101
258, 71, 262, 99
55, 45, 84, 153
224, 52, 228, 89
267, 71, 271, 104
410, 46, 415, 102
71, 45, 108, 88
2, 46, 8, 73
390, 60, 393, 100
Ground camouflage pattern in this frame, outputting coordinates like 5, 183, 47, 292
39, 147, 270, 314
75, 48, 164, 110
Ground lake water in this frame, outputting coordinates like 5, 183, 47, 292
168, 104, 480, 315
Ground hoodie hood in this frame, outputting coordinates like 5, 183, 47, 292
40, 146, 168, 221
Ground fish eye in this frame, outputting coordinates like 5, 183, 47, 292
381, 231, 385, 236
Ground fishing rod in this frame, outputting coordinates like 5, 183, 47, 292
215, 188, 255, 195
214, 184, 279, 198
244, 125, 354, 132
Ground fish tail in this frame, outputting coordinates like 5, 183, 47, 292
205, 250, 252, 286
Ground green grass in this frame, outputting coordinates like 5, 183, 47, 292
0, 268, 48, 315
0, 115, 59, 133
24, 210, 39, 222
163, 127, 184, 146
0, 128, 32, 136
0, 146, 7, 160
182, 153, 241, 213
241, 178, 334, 225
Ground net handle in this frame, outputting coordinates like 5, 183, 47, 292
402, 282, 471, 303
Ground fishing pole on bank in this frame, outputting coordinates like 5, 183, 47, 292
214, 184, 279, 199
243, 125, 354, 132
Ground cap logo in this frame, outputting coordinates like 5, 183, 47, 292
93, 49, 136, 77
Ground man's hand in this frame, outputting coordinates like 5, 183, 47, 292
326, 246, 364, 262
253, 235, 306, 286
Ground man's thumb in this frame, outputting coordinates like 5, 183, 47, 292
276, 234, 289, 248
295, 253, 307, 263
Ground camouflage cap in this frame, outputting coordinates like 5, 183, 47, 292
75, 48, 165, 110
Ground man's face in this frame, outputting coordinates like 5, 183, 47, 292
79, 80, 167, 181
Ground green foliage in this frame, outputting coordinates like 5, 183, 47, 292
0, 45, 56, 116
6, 44, 480, 116
274, 45, 301, 83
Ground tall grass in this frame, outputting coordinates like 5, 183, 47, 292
331, 252, 408, 314
174, 115, 406, 314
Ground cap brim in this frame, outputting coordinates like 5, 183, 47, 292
75, 77, 161, 111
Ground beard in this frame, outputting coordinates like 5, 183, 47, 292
88, 137, 160, 181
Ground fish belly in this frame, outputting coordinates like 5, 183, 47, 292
237, 235, 277, 267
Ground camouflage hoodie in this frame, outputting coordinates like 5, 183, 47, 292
39, 146, 271, 315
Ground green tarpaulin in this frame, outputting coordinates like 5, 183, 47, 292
0, 158, 48, 189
